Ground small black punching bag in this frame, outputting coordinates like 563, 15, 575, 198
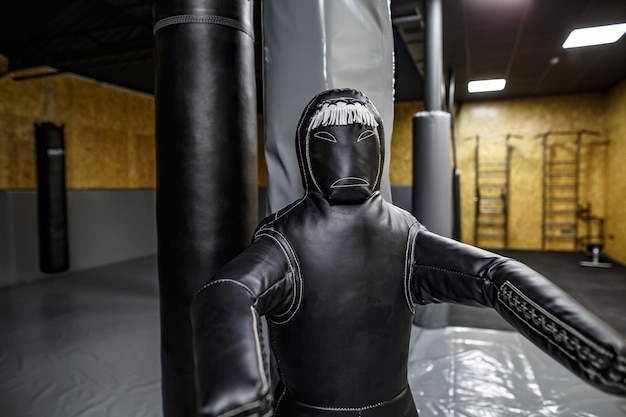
35, 122, 69, 273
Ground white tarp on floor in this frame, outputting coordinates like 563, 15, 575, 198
408, 327, 626, 416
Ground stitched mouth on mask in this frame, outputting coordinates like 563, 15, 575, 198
330, 177, 370, 188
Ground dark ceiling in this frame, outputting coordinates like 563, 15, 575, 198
1, 0, 626, 107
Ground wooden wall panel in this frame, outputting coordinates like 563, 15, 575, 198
1, 69, 624, 261
66, 127, 129, 188
0, 114, 36, 189
0, 73, 155, 190
457, 94, 606, 251
129, 134, 157, 188
372, 93, 616, 254
389, 101, 423, 185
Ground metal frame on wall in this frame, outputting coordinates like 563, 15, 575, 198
467, 133, 521, 249
535, 130, 607, 251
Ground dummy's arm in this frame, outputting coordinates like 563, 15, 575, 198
409, 229, 626, 396
191, 229, 299, 417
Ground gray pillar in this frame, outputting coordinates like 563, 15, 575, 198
413, 0, 451, 237
424, 0, 444, 112
153, 1, 258, 415
412, 0, 451, 327
412, 111, 452, 237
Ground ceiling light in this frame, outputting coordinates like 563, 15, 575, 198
562, 23, 626, 48
467, 79, 506, 93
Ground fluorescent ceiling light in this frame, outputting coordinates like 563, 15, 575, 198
563, 23, 626, 48
468, 79, 506, 93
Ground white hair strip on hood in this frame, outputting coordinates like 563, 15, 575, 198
308, 101, 379, 131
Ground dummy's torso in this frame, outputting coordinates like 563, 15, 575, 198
261, 192, 421, 416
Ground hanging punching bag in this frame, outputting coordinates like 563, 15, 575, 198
35, 122, 69, 274
262, 0, 395, 213
153, 1, 258, 415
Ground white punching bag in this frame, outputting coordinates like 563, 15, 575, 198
262, 0, 394, 213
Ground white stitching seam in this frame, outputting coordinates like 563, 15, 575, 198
303, 96, 383, 197
404, 223, 420, 313
498, 280, 626, 392
216, 399, 266, 417
196, 284, 272, 417
499, 280, 612, 356
412, 262, 626, 392
259, 229, 303, 325
296, 92, 323, 192
153, 14, 254, 38
290, 386, 409, 411
254, 231, 298, 320
274, 385, 287, 414
293, 91, 385, 196
330, 177, 370, 188
305, 129, 324, 193
250, 306, 270, 394
197, 278, 255, 298
255, 197, 306, 230
195, 232, 300, 323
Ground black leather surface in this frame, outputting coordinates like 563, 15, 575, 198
192, 89, 625, 417
154, 0, 257, 415
35, 122, 69, 273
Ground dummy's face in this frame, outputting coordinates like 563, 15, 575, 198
308, 123, 381, 202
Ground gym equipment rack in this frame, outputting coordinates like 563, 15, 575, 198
467, 133, 521, 248
534, 130, 607, 250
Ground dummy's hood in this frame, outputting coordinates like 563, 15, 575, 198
295, 89, 385, 204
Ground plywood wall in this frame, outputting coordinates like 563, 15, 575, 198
2, 70, 624, 261
0, 113, 36, 188
457, 94, 607, 251
0, 72, 155, 189
389, 93, 614, 254
388, 101, 424, 185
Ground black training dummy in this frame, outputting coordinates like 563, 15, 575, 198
191, 89, 626, 417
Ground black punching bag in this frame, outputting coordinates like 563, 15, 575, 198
35, 122, 69, 273
153, 1, 258, 416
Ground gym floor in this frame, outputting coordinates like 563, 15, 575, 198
0, 251, 625, 416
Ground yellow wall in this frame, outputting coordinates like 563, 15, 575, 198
458, 94, 607, 251
388, 101, 424, 185
388, 89, 623, 262
0, 72, 155, 189
2, 71, 624, 262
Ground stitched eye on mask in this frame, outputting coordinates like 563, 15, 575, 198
357, 129, 376, 142
313, 131, 337, 142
